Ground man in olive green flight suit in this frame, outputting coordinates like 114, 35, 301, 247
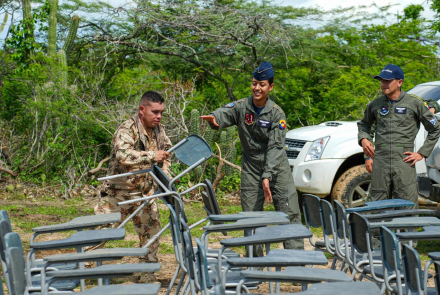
358, 64, 440, 209
201, 62, 303, 255
365, 99, 440, 174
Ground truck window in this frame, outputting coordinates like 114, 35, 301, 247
407, 85, 440, 101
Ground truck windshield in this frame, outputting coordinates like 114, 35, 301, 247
407, 85, 440, 101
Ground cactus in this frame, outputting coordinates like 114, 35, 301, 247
48, 0, 58, 57
0, 13, 8, 34
57, 49, 67, 87
62, 15, 79, 53
190, 109, 199, 135
22, 0, 33, 39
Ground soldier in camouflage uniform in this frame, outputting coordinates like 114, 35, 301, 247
96, 91, 172, 263
358, 65, 440, 209
200, 62, 303, 256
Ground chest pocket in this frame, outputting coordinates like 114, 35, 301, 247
393, 104, 414, 127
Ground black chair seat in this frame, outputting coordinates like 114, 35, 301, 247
28, 284, 160, 295
242, 266, 351, 283
30, 275, 79, 290
428, 251, 440, 260
227, 249, 328, 267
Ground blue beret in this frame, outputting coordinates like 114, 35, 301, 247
373, 64, 404, 81
253, 62, 274, 81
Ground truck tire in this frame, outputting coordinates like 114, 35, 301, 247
331, 165, 371, 208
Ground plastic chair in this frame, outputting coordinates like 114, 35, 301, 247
319, 199, 343, 269
402, 244, 437, 295
5, 246, 161, 295
379, 226, 404, 294
348, 212, 384, 291
301, 194, 326, 250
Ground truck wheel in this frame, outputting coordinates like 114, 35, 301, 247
331, 165, 371, 208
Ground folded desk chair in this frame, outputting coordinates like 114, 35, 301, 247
0, 209, 122, 291
5, 246, 161, 295
402, 244, 437, 295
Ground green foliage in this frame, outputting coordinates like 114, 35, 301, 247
190, 109, 199, 136
48, 0, 58, 57
2, 0, 440, 195
63, 15, 80, 53
404, 4, 424, 20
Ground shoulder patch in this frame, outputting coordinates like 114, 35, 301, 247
279, 119, 287, 130
424, 102, 430, 111
224, 102, 235, 108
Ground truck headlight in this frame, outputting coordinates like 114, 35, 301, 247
305, 137, 329, 162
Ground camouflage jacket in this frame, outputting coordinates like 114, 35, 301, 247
102, 114, 172, 193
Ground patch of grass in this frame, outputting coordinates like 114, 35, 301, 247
324, 252, 334, 259
105, 240, 138, 248
415, 240, 440, 255
158, 242, 175, 254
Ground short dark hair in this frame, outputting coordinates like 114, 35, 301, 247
140, 91, 164, 106
268, 77, 274, 85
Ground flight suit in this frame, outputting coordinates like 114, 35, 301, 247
358, 91, 440, 209
210, 96, 303, 253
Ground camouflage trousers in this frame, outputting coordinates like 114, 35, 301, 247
95, 189, 161, 262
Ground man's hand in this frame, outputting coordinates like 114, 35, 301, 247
361, 138, 375, 158
199, 115, 219, 127
365, 158, 373, 173
142, 150, 170, 163
403, 152, 424, 166
262, 178, 272, 202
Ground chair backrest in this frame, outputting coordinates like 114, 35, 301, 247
348, 212, 371, 254
320, 199, 335, 237
379, 226, 401, 272
195, 238, 212, 294
0, 210, 11, 226
154, 165, 188, 223
181, 224, 196, 281
5, 247, 26, 295
334, 200, 349, 239
0, 220, 12, 263
203, 179, 222, 216
302, 194, 322, 228
402, 244, 424, 293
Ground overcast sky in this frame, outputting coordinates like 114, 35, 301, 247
275, 0, 434, 18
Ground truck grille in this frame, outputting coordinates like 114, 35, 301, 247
285, 139, 306, 159
286, 151, 300, 159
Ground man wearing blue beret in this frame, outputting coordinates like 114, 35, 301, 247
201, 62, 303, 255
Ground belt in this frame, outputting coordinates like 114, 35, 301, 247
377, 143, 414, 148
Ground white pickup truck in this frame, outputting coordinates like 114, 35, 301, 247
285, 81, 440, 207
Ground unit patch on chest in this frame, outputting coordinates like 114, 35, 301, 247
394, 107, 407, 114
257, 119, 271, 128
380, 105, 389, 116
245, 113, 255, 125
